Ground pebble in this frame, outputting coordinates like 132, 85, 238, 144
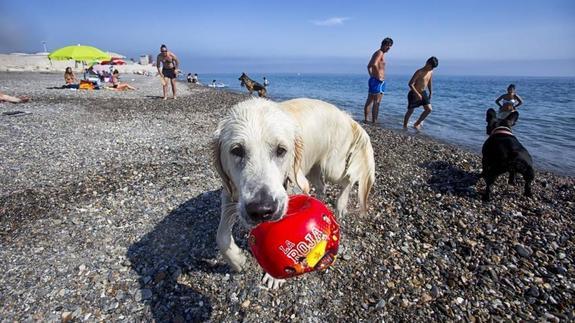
514, 244, 533, 258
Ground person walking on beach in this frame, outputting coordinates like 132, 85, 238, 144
363, 37, 393, 123
403, 57, 439, 130
263, 77, 270, 87
495, 84, 523, 119
156, 44, 180, 100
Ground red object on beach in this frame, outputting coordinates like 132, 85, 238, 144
100, 57, 126, 65
249, 195, 340, 279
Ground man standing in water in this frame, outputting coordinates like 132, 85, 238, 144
156, 44, 180, 100
403, 56, 438, 130
363, 37, 393, 123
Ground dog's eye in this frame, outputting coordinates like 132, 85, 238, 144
230, 145, 245, 158
276, 146, 287, 158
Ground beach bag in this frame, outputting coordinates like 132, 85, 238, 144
79, 80, 94, 90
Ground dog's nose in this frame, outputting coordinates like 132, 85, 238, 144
246, 189, 278, 222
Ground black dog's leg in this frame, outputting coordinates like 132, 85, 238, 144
523, 168, 534, 198
508, 171, 516, 185
524, 179, 533, 198
483, 175, 494, 201
516, 159, 534, 198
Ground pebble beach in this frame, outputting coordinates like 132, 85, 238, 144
1, 72, 574, 321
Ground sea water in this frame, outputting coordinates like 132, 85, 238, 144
191, 73, 575, 176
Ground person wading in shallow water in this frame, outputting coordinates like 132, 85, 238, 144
495, 84, 523, 120
363, 37, 393, 123
156, 44, 180, 100
403, 56, 439, 130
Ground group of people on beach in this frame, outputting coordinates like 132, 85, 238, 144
3, 41, 525, 122
363, 37, 523, 130
62, 66, 136, 91
363, 37, 439, 129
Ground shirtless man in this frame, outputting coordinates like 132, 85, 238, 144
156, 44, 180, 100
403, 57, 439, 130
363, 37, 393, 123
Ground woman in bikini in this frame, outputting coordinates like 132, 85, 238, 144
156, 44, 180, 100
495, 84, 523, 119
110, 70, 136, 91
63, 67, 79, 89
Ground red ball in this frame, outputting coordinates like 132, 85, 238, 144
249, 195, 340, 279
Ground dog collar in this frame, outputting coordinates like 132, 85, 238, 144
490, 126, 513, 137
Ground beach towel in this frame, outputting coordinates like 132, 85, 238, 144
79, 80, 95, 90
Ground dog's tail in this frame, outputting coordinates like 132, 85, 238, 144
346, 121, 375, 215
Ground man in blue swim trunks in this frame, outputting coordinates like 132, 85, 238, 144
403, 56, 438, 130
363, 37, 393, 123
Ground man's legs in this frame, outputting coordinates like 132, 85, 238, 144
413, 104, 432, 130
371, 93, 383, 123
363, 94, 375, 122
162, 78, 168, 100
403, 107, 415, 129
171, 78, 177, 99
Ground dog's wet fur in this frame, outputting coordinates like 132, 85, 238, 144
481, 108, 534, 201
239, 73, 267, 98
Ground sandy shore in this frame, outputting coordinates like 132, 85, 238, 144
1, 72, 573, 321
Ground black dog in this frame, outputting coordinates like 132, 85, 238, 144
239, 73, 267, 98
481, 108, 534, 201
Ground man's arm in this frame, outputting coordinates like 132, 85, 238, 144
408, 70, 422, 99
367, 51, 383, 79
427, 74, 433, 99
156, 55, 163, 76
171, 52, 179, 70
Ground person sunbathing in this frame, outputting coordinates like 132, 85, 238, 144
63, 67, 79, 89
0, 91, 30, 103
109, 70, 136, 91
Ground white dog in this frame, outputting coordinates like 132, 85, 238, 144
213, 97, 375, 287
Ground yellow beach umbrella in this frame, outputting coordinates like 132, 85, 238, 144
48, 44, 111, 62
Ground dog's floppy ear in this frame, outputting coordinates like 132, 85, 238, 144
292, 134, 310, 194
506, 111, 519, 126
486, 108, 497, 123
212, 136, 235, 198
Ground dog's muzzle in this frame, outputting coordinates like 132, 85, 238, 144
244, 188, 282, 225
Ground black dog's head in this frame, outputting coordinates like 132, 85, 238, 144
486, 108, 519, 135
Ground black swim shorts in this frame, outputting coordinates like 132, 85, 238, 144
162, 68, 177, 79
407, 90, 431, 109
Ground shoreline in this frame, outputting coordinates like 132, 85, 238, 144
1, 72, 573, 321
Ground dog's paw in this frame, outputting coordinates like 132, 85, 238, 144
336, 208, 347, 219
227, 252, 247, 272
261, 273, 285, 289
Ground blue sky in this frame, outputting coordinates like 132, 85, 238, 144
1, 0, 574, 76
